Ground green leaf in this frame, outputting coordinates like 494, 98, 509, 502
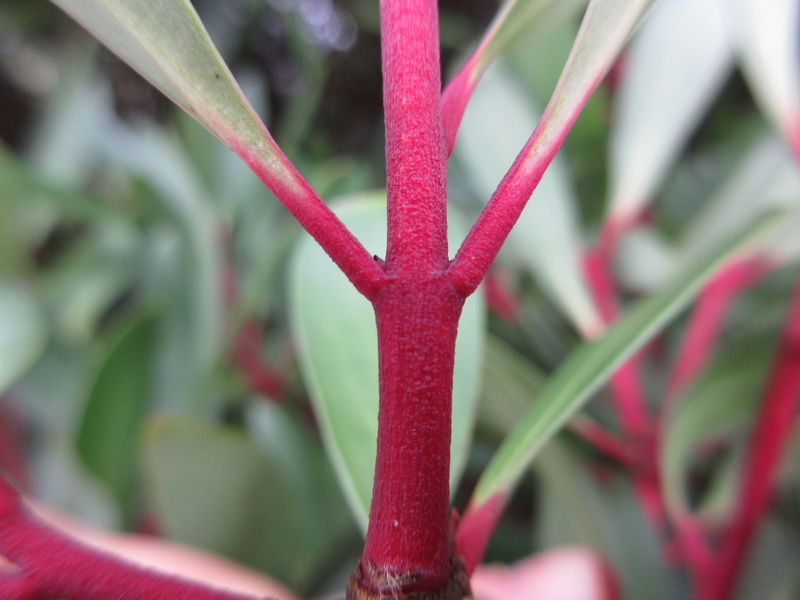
607, 0, 734, 224
537, 443, 676, 599
480, 0, 588, 64
471, 211, 779, 506
680, 135, 800, 267
728, 0, 800, 145
0, 283, 48, 394
457, 62, 601, 337
290, 193, 486, 531
76, 311, 158, 523
143, 406, 357, 593
50, 0, 300, 192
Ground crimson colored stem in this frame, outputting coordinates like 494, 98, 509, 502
695, 275, 800, 600
381, 0, 449, 272
0, 478, 268, 600
237, 146, 386, 301
582, 250, 650, 437
361, 281, 465, 594
351, 1, 467, 598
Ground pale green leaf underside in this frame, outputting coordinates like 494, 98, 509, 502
50, 0, 291, 185
608, 0, 733, 221
290, 195, 485, 532
730, 0, 800, 135
0, 284, 48, 394
472, 212, 779, 505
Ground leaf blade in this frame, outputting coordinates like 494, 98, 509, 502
0, 283, 48, 395
471, 211, 779, 507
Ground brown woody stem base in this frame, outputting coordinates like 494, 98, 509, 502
345, 557, 471, 600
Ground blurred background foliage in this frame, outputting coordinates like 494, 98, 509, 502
0, 0, 799, 598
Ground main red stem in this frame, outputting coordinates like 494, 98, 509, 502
360, 282, 465, 594
349, 1, 469, 598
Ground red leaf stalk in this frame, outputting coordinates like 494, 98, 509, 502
0, 477, 270, 600
234, 142, 387, 301
695, 274, 800, 600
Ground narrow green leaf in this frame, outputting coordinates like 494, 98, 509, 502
537, 444, 675, 599
660, 335, 772, 521
76, 311, 158, 522
290, 194, 485, 531
472, 212, 778, 506
680, 135, 800, 268
50, 0, 298, 190
457, 62, 601, 337
0, 283, 48, 394
607, 0, 734, 224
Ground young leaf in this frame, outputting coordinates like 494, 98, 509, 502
0, 284, 47, 395
290, 194, 485, 531
462, 211, 779, 556
49, 0, 290, 181
76, 310, 158, 523
606, 0, 734, 234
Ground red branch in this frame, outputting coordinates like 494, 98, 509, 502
0, 477, 271, 600
235, 143, 387, 301
695, 274, 800, 600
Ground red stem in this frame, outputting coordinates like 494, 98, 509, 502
695, 274, 800, 600
0, 478, 269, 600
361, 282, 465, 595
582, 249, 650, 438
236, 144, 387, 301
381, 0, 448, 272
664, 258, 768, 401
231, 321, 287, 400
350, 1, 469, 598
447, 117, 560, 296
660, 258, 768, 576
